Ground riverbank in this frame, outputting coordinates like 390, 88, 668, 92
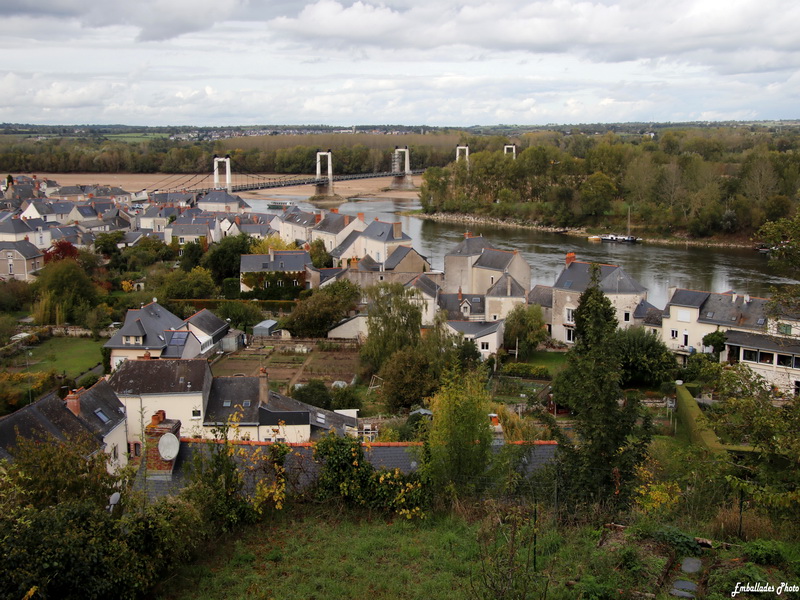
416, 211, 756, 250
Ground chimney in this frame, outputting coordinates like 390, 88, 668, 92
392, 222, 402, 240
235, 216, 241, 226
744, 294, 751, 303
269, 247, 274, 261
565, 252, 576, 266
142, 350, 151, 360
464, 231, 471, 239
331, 208, 338, 214
315, 213, 322, 224
458, 286, 463, 301
344, 215, 350, 226
144, 410, 181, 477
489, 413, 500, 427
64, 387, 85, 417
259, 367, 269, 405
732, 293, 738, 303
357, 212, 365, 222
506, 274, 512, 296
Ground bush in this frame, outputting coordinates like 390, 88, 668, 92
743, 540, 786, 566
708, 504, 777, 542
652, 526, 701, 556
500, 363, 551, 379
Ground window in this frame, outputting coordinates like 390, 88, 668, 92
777, 354, 793, 367
490, 276, 494, 285
7, 262, 12, 275
192, 409, 201, 419
111, 444, 118, 461
179, 237, 185, 244
94, 408, 111, 424
293, 279, 298, 286
480, 341, 489, 350
677, 309, 691, 323
243, 400, 251, 407
759, 352, 774, 365
124, 336, 130, 344
277, 279, 284, 287
623, 311, 631, 322
778, 323, 792, 335
223, 400, 232, 407
566, 308, 575, 324
492, 315, 498, 321
566, 328, 575, 343
462, 305, 469, 315
742, 349, 758, 362
795, 381, 800, 397
670, 329, 678, 339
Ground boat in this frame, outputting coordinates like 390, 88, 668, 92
600, 233, 640, 243
587, 235, 602, 242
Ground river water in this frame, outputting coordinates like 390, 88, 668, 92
247, 194, 799, 310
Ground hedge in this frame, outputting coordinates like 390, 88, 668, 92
675, 384, 725, 454
500, 363, 552, 380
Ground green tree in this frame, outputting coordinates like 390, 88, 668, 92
281, 280, 361, 338
360, 283, 422, 375
548, 264, 652, 507
93, 231, 125, 258
215, 300, 264, 334
426, 369, 493, 494
33, 258, 98, 324
160, 266, 218, 300
378, 347, 438, 413
309, 238, 333, 268
580, 172, 616, 218
201, 234, 252, 282
179, 240, 205, 271
292, 379, 331, 410
702, 329, 727, 360
0, 314, 17, 345
503, 304, 548, 360
613, 326, 677, 387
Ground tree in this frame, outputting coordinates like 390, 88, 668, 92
360, 283, 422, 375
309, 238, 333, 268
179, 240, 204, 272
547, 264, 652, 506
378, 347, 438, 413
292, 379, 331, 410
43, 239, 79, 264
215, 300, 264, 334
33, 258, 98, 324
159, 266, 218, 300
201, 234, 252, 282
93, 231, 125, 258
503, 304, 548, 360
281, 280, 361, 338
613, 326, 677, 387
580, 172, 616, 218
702, 329, 727, 360
426, 369, 493, 494
250, 235, 297, 253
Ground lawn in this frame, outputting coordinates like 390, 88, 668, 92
526, 350, 568, 376
155, 510, 480, 600
23, 337, 105, 378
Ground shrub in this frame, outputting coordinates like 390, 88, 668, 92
652, 526, 701, 556
708, 504, 777, 542
743, 540, 786, 566
500, 363, 551, 380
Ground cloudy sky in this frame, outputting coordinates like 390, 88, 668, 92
2, 0, 799, 126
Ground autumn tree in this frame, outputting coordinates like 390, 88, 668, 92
43, 239, 79, 264
359, 283, 422, 375
503, 303, 548, 360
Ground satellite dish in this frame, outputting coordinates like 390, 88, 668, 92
158, 432, 180, 461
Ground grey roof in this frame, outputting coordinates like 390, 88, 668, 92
73, 205, 98, 218
385, 245, 427, 270
357, 255, 381, 271
554, 261, 647, 295
445, 235, 495, 257
486, 273, 526, 298
664, 289, 771, 330
316, 267, 345, 285
330, 230, 362, 259
406, 273, 441, 299
149, 192, 197, 204
724, 329, 800, 354
185, 308, 228, 338
108, 358, 212, 396
361, 219, 411, 242
473, 248, 516, 271
170, 223, 210, 236
0, 218, 33, 235
55, 185, 85, 196
447, 320, 503, 338
29, 201, 53, 215
198, 190, 250, 208
313, 212, 349, 234
282, 210, 318, 228
438, 293, 485, 318
104, 301, 187, 350
240, 223, 273, 237
0, 393, 101, 461
667, 289, 711, 308
71, 379, 126, 438
205, 377, 261, 425
50, 202, 76, 214
261, 390, 357, 436
0, 239, 42, 259
240, 251, 312, 273
160, 330, 198, 358
528, 284, 553, 308
634, 299, 662, 325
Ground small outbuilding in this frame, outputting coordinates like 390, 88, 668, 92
253, 319, 278, 338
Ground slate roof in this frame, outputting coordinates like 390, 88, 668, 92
160, 330, 199, 358
330, 230, 362, 259
634, 300, 663, 326
0, 240, 42, 259
108, 358, 212, 396
447, 320, 503, 338
282, 210, 318, 227
445, 235, 495, 256
185, 308, 228, 338
554, 261, 647, 295
438, 293, 485, 318
385, 245, 427, 270
313, 212, 349, 234
239, 223, 273, 237
357, 255, 381, 271
261, 390, 357, 436
474, 248, 517, 271
316, 267, 345, 285
73, 205, 98, 218
724, 329, 800, 354
204, 377, 261, 426
0, 393, 101, 461
664, 289, 771, 330
104, 301, 187, 350
528, 284, 553, 308
71, 379, 126, 438
361, 219, 411, 242
666, 289, 710, 308
170, 223, 210, 237
406, 273, 440, 299
0, 219, 33, 235
149, 192, 197, 204
486, 273, 526, 297
240, 251, 312, 273
197, 190, 250, 209
28, 201, 53, 215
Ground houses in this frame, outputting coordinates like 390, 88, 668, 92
239, 249, 312, 293
0, 240, 43, 281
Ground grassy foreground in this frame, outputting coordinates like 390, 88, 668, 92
26, 337, 104, 378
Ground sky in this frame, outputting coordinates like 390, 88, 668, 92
2, 0, 799, 127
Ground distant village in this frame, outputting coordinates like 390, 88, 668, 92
1, 171, 799, 482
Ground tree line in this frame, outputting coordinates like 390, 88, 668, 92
420, 127, 800, 238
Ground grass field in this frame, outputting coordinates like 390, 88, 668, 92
105, 133, 170, 143
22, 337, 104, 378
526, 350, 568, 376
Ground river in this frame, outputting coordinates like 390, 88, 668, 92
246, 194, 799, 310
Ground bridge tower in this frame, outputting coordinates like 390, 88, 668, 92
213, 155, 232, 193
315, 150, 333, 196
391, 146, 414, 190
504, 144, 516, 159
456, 145, 469, 169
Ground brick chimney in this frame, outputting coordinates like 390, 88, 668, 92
565, 252, 576, 267
344, 215, 350, 226
141, 350, 151, 360
144, 410, 181, 477
506, 273, 512, 296
269, 247, 275, 261
64, 387, 85, 417
315, 213, 322, 224
464, 231, 471, 239
357, 212, 365, 222
331, 208, 338, 214
259, 367, 269, 405
235, 216, 241, 226
392, 222, 402, 240
458, 286, 463, 301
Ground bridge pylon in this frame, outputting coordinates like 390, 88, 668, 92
390, 146, 415, 190
213, 155, 232, 192
315, 150, 334, 196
